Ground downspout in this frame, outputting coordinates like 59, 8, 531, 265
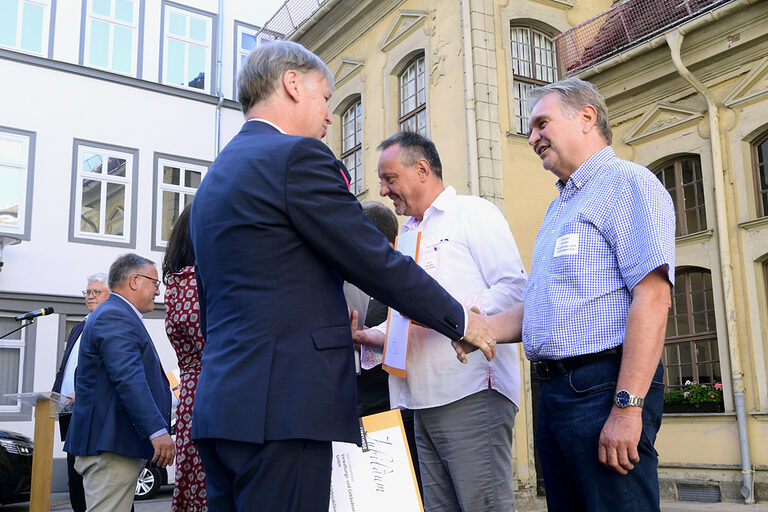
665, 29, 754, 504
214, 0, 224, 156
459, 0, 480, 196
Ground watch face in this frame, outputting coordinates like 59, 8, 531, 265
616, 390, 630, 407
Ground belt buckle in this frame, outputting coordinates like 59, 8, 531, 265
533, 361, 552, 380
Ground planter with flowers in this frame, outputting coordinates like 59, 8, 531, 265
663, 381, 725, 413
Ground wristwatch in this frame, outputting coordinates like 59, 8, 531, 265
615, 390, 644, 408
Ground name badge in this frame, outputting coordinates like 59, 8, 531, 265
553, 233, 578, 257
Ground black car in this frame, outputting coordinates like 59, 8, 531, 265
0, 429, 33, 504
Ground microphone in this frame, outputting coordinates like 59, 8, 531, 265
14, 307, 54, 321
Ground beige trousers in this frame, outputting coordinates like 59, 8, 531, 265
75, 452, 146, 512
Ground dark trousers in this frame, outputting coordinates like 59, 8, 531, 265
537, 358, 665, 512
196, 437, 332, 512
60, 414, 87, 512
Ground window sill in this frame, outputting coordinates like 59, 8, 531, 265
674, 230, 713, 244
738, 216, 768, 231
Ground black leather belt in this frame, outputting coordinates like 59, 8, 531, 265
532, 346, 622, 380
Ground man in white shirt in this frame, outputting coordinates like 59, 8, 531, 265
52, 273, 110, 512
353, 131, 527, 511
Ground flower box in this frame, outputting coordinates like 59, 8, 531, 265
663, 401, 725, 414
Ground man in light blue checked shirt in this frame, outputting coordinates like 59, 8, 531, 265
454, 77, 675, 512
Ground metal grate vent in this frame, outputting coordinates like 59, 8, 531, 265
676, 483, 721, 503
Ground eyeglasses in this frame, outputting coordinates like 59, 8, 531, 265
135, 274, 161, 290
82, 290, 103, 298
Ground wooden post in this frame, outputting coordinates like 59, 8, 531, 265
29, 397, 55, 512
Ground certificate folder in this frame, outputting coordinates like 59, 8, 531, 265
330, 409, 423, 512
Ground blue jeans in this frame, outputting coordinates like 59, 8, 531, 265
537, 357, 664, 512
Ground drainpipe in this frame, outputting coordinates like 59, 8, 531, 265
665, 29, 754, 504
214, 0, 224, 156
460, 0, 480, 196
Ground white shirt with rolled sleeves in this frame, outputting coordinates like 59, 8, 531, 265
373, 186, 527, 410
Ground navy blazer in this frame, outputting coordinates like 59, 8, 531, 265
188, 121, 465, 446
64, 294, 171, 460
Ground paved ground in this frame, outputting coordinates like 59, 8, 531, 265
2, 491, 767, 511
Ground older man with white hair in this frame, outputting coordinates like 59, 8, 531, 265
52, 273, 110, 512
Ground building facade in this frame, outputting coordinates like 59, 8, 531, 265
280, 0, 768, 505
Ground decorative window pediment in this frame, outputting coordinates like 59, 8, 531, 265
334, 58, 363, 87
723, 57, 768, 108
624, 102, 705, 145
378, 10, 427, 52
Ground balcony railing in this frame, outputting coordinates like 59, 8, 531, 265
554, 0, 730, 75
257, 0, 330, 40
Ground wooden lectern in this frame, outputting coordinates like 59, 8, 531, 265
6, 391, 72, 512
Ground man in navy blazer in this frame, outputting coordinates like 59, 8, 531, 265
188, 40, 495, 512
52, 273, 110, 512
64, 254, 174, 512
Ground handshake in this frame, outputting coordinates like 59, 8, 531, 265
452, 304, 524, 363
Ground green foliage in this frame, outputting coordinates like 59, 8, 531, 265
664, 381, 723, 408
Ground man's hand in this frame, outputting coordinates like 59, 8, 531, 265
150, 433, 175, 468
350, 310, 385, 349
598, 407, 642, 474
452, 309, 495, 364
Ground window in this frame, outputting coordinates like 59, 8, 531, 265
753, 131, 768, 217
663, 269, 721, 390
0, 315, 26, 412
153, 154, 207, 249
82, 0, 142, 76
234, 21, 263, 97
0, 0, 52, 56
341, 100, 363, 195
71, 140, 137, 246
161, 3, 213, 92
653, 156, 707, 237
0, 127, 35, 240
399, 56, 426, 135
510, 26, 557, 135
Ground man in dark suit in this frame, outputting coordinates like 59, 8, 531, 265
188, 40, 495, 512
64, 254, 174, 512
52, 273, 110, 512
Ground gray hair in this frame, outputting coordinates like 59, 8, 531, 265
528, 77, 613, 145
86, 273, 108, 288
237, 40, 334, 114
108, 254, 154, 290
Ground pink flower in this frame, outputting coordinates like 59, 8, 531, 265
685, 380, 692, 386
714, 383, 722, 390
684, 391, 690, 398
709, 394, 715, 399
702, 384, 707, 388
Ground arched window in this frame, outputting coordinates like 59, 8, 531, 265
753, 131, 768, 217
653, 155, 707, 236
663, 269, 721, 390
510, 25, 557, 134
398, 55, 426, 135
341, 99, 363, 194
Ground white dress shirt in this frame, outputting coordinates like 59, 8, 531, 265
375, 186, 527, 409
60, 315, 89, 397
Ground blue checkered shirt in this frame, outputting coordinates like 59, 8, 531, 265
522, 147, 675, 361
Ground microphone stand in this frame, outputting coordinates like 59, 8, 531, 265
0, 318, 35, 339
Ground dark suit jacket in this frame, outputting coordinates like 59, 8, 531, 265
64, 294, 171, 460
189, 121, 465, 446
52, 319, 86, 439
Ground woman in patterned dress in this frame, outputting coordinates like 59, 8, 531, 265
162, 204, 207, 512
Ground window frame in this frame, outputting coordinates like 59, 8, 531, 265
652, 155, 707, 237
232, 20, 262, 100
0, 0, 55, 57
0, 312, 36, 419
79, 0, 144, 77
752, 131, 768, 218
0, 126, 36, 241
159, 1, 216, 94
69, 139, 138, 248
340, 99, 363, 195
398, 55, 427, 135
151, 153, 209, 251
662, 269, 721, 391
509, 24, 558, 135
